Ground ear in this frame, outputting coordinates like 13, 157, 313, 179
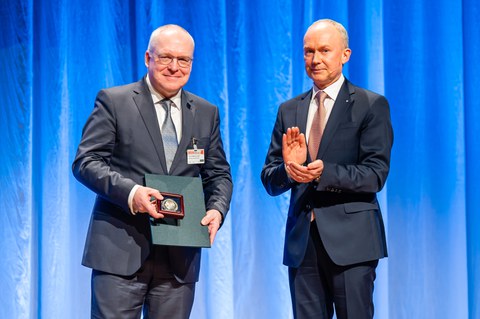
342, 48, 352, 64
145, 51, 150, 67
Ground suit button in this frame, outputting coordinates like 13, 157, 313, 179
305, 204, 311, 210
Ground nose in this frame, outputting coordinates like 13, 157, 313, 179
312, 51, 322, 64
167, 58, 179, 71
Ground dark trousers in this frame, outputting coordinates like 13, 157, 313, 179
289, 223, 378, 319
91, 245, 195, 319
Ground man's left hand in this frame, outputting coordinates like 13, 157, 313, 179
201, 209, 223, 245
286, 159, 323, 183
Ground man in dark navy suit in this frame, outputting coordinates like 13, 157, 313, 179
261, 19, 393, 319
73, 24, 232, 319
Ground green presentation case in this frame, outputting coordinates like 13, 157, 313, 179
145, 174, 210, 248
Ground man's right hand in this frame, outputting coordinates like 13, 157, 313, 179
282, 127, 307, 165
132, 186, 165, 219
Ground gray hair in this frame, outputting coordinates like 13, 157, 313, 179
147, 24, 195, 52
308, 19, 349, 48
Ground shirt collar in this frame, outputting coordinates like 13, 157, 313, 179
146, 74, 182, 109
312, 74, 345, 102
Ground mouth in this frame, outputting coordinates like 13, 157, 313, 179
163, 74, 182, 80
311, 68, 326, 74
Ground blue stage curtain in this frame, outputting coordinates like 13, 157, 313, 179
1, 0, 478, 318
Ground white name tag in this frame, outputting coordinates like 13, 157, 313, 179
187, 149, 205, 164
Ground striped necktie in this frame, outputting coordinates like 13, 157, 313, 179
308, 91, 327, 160
160, 99, 178, 172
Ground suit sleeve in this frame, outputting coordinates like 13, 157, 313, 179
260, 104, 295, 196
72, 90, 136, 213
317, 94, 393, 193
200, 107, 233, 219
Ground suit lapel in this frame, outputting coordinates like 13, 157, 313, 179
169, 91, 194, 172
132, 79, 168, 173
295, 91, 312, 161
296, 91, 311, 134
317, 81, 355, 158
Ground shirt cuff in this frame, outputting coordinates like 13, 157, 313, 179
128, 184, 141, 215
284, 163, 295, 183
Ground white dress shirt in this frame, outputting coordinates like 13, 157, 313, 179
305, 74, 345, 143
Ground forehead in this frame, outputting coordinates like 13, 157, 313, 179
152, 31, 194, 55
303, 24, 344, 48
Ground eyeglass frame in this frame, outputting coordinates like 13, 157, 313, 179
148, 51, 193, 68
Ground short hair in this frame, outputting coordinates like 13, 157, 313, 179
147, 24, 195, 52
308, 19, 349, 48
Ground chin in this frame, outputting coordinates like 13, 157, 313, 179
165, 77, 188, 85
311, 76, 327, 84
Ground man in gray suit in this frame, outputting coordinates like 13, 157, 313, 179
73, 24, 232, 319
261, 19, 393, 318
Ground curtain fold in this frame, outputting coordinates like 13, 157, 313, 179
1, 1, 478, 318
1, 1, 35, 318
463, 1, 480, 318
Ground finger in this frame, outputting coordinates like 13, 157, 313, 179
209, 226, 218, 245
289, 128, 295, 141
289, 165, 312, 181
294, 166, 316, 177
287, 166, 304, 180
149, 211, 164, 219
151, 191, 164, 201
145, 188, 163, 200
200, 214, 212, 226
147, 203, 164, 219
286, 128, 293, 144
292, 127, 299, 139
292, 174, 309, 183
292, 173, 313, 183
287, 162, 304, 176
202, 210, 220, 225
306, 159, 322, 168
289, 162, 308, 173
299, 133, 306, 146
139, 197, 159, 217
206, 216, 221, 243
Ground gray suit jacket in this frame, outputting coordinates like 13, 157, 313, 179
261, 79, 393, 267
73, 78, 232, 282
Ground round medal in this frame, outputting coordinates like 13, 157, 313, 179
161, 198, 179, 212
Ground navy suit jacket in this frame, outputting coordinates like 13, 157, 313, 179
261, 79, 393, 267
73, 78, 232, 283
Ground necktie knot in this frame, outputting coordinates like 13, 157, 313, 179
316, 90, 328, 105
161, 98, 173, 115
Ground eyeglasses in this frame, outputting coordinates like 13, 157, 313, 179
150, 53, 193, 68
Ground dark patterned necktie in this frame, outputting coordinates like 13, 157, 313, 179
160, 99, 178, 172
308, 91, 327, 160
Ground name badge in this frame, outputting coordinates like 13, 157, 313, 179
187, 149, 205, 164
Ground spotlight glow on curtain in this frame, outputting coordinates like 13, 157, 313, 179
1, 0, 479, 318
